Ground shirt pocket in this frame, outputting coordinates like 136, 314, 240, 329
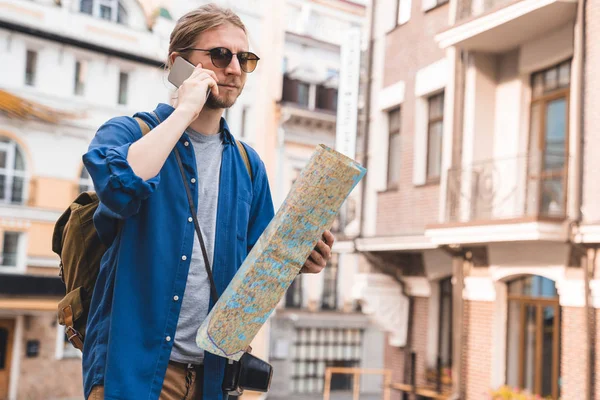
236, 189, 252, 242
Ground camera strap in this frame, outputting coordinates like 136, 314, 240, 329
174, 148, 220, 304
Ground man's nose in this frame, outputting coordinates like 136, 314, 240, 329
225, 54, 243, 76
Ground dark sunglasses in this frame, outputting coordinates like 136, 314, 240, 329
189, 47, 260, 73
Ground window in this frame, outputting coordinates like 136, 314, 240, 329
79, 167, 94, 193
387, 107, 401, 188
286, 276, 303, 309
241, 106, 249, 138
297, 82, 310, 107
1, 232, 22, 269
0, 326, 7, 369
506, 276, 560, 399
321, 255, 338, 310
118, 72, 129, 105
438, 278, 452, 370
0, 139, 27, 205
25, 50, 37, 86
292, 328, 363, 393
74, 60, 87, 96
80, 0, 128, 25
316, 85, 338, 112
282, 75, 310, 107
426, 92, 444, 181
392, 0, 412, 28
528, 60, 570, 218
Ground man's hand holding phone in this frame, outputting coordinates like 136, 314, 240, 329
174, 60, 219, 120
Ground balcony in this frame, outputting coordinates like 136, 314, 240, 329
426, 153, 570, 244
436, 0, 577, 52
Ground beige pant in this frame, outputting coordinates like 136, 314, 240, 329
88, 361, 204, 400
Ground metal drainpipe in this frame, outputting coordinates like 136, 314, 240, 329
358, 0, 376, 238
572, 0, 590, 395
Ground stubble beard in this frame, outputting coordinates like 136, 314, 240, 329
205, 86, 243, 110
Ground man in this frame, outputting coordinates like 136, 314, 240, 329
82, 4, 334, 400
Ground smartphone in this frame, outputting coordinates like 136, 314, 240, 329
169, 57, 213, 101
168, 56, 195, 88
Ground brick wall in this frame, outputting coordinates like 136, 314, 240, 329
583, 0, 600, 222
17, 313, 83, 399
384, 296, 429, 400
463, 300, 493, 400
375, 2, 449, 236
561, 307, 587, 400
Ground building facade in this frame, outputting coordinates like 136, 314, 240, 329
358, 0, 597, 398
268, 1, 386, 399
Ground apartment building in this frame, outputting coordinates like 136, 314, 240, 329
357, 0, 595, 398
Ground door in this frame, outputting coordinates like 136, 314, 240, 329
0, 319, 15, 400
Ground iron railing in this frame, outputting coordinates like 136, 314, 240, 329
446, 153, 568, 223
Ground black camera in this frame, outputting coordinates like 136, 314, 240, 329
222, 351, 273, 397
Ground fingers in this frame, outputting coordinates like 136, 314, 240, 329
191, 62, 219, 83
314, 240, 331, 261
322, 230, 335, 247
301, 257, 324, 274
200, 75, 219, 96
309, 249, 325, 266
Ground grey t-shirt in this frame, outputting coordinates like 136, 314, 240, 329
170, 128, 223, 365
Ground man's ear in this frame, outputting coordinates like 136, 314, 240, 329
168, 52, 179, 68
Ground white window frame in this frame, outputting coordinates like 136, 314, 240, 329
412, 59, 448, 186
81, 0, 127, 24
25, 49, 37, 87
0, 231, 27, 273
117, 70, 129, 105
55, 325, 82, 360
74, 60, 87, 96
0, 140, 28, 205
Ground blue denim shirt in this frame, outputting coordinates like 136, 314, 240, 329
81, 103, 275, 400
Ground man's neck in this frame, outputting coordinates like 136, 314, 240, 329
188, 107, 224, 135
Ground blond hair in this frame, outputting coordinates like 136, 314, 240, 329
167, 4, 247, 68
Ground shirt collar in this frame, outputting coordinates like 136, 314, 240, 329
154, 103, 234, 145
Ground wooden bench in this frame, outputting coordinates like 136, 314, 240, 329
390, 383, 451, 399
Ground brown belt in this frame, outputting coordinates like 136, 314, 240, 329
168, 359, 204, 371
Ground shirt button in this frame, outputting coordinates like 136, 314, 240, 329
173, 295, 179, 301
191, 178, 196, 184
184, 141, 189, 147
182, 255, 187, 261
188, 217, 193, 222
166, 336, 171, 342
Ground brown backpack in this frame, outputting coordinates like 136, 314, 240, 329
52, 117, 252, 351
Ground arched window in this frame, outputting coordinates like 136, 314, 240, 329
0, 138, 27, 205
79, 167, 94, 193
506, 275, 560, 399
80, 0, 128, 25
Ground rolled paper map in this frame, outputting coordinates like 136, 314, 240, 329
196, 144, 366, 360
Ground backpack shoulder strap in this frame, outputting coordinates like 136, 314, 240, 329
133, 117, 152, 136
133, 115, 252, 180
236, 139, 253, 181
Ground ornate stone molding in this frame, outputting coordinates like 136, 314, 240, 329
352, 273, 409, 347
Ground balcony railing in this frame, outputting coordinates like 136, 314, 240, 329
456, 0, 520, 21
446, 153, 568, 223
